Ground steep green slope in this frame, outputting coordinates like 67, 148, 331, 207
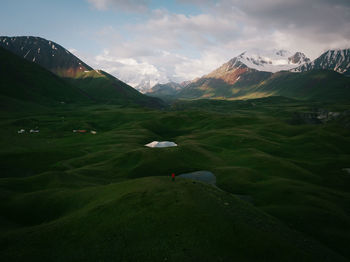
0, 47, 90, 106
250, 70, 350, 101
66, 70, 165, 107
0, 36, 92, 78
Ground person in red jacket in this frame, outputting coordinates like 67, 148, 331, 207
171, 173, 175, 182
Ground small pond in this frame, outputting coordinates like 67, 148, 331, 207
178, 171, 216, 185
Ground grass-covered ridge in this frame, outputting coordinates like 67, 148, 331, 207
0, 97, 350, 261
165, 70, 350, 102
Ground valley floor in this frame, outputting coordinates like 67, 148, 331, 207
1, 97, 350, 261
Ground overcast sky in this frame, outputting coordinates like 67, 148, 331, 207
1, 0, 350, 87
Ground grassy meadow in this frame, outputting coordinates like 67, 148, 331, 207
0, 97, 350, 261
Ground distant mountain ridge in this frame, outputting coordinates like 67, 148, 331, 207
166, 48, 350, 101
148, 48, 350, 98
291, 49, 350, 76
3, 36, 349, 104
0, 36, 164, 108
146, 82, 183, 99
147, 49, 312, 97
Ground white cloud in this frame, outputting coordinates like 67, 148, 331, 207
185, 0, 350, 57
85, 0, 350, 91
95, 50, 169, 90
87, 0, 150, 12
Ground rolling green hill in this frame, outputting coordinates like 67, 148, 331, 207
1, 176, 346, 261
0, 98, 350, 261
1, 37, 350, 261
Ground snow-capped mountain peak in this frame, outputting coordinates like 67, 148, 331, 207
291, 49, 350, 75
235, 49, 310, 73
134, 77, 161, 94
288, 52, 311, 65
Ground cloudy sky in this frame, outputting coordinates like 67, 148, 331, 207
1, 0, 350, 89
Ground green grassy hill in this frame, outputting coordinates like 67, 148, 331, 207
1, 176, 345, 262
0, 98, 349, 261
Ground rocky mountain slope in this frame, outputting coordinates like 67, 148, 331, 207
160, 49, 350, 101
291, 49, 350, 76
171, 49, 310, 99
0, 36, 92, 78
176, 55, 272, 99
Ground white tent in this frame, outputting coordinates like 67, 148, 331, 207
145, 141, 177, 148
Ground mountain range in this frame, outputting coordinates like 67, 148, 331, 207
291, 49, 350, 76
148, 48, 350, 101
136, 50, 312, 92
1, 35, 350, 105
231, 49, 311, 73
0, 36, 163, 108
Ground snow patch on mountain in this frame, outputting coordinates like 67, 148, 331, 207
24, 49, 31, 58
236, 49, 310, 73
